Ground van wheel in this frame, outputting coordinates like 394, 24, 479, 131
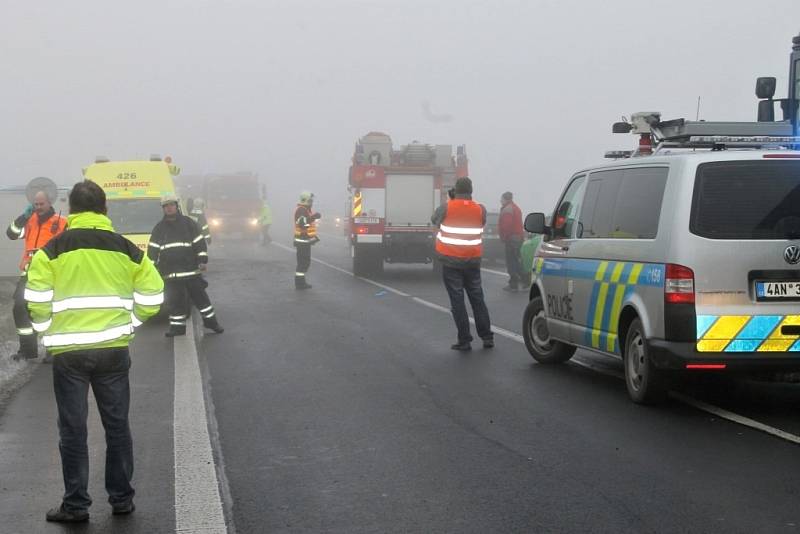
522, 297, 576, 364
624, 318, 667, 404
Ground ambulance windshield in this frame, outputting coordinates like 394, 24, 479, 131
107, 198, 164, 235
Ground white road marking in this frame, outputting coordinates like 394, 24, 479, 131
480, 267, 508, 277
173, 315, 228, 533
271, 241, 800, 447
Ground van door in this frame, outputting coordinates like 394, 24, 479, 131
566, 167, 668, 353
538, 175, 586, 344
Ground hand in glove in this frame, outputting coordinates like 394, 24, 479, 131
23, 204, 34, 219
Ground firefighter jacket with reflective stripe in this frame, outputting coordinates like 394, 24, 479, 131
6, 207, 68, 272
188, 208, 211, 243
433, 196, 486, 268
25, 211, 164, 355
294, 204, 319, 244
148, 214, 208, 279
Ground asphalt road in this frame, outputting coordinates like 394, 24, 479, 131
0, 235, 799, 533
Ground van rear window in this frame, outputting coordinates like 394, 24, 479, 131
690, 161, 800, 240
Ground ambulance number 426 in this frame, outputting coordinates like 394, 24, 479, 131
116, 172, 138, 180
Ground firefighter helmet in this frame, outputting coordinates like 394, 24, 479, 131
299, 191, 314, 205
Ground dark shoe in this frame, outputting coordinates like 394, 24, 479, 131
46, 505, 89, 523
204, 318, 224, 334
450, 342, 472, 351
502, 285, 519, 293
112, 501, 135, 515
483, 338, 495, 349
295, 282, 312, 290
165, 326, 186, 338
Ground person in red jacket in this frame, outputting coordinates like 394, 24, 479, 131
498, 191, 525, 292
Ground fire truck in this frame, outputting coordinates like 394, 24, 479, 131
347, 132, 468, 276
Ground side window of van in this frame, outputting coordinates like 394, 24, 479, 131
578, 170, 623, 238
577, 167, 667, 239
552, 175, 586, 240
611, 168, 668, 239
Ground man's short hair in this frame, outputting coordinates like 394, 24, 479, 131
502, 191, 513, 201
69, 180, 107, 214
454, 176, 473, 195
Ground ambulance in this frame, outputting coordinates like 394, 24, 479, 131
83, 155, 180, 250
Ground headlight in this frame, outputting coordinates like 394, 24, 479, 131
249, 218, 259, 226
210, 218, 221, 227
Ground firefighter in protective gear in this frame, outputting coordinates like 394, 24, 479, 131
148, 195, 224, 337
294, 191, 321, 289
25, 180, 163, 522
6, 189, 68, 360
187, 197, 211, 245
431, 177, 494, 351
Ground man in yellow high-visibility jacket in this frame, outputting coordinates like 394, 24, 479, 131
26, 180, 164, 523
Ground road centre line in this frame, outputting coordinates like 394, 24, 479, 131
173, 315, 228, 533
271, 242, 800, 447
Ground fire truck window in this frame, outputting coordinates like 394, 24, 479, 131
552, 175, 586, 240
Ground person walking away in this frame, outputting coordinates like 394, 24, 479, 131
6, 189, 67, 360
187, 197, 211, 245
431, 177, 494, 351
25, 180, 164, 522
294, 191, 321, 289
148, 195, 224, 337
498, 191, 525, 292
258, 196, 273, 245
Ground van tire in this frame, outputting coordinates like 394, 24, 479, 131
623, 318, 668, 404
522, 296, 576, 364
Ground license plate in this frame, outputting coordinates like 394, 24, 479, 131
353, 217, 380, 224
756, 281, 800, 300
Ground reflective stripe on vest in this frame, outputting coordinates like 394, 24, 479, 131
435, 199, 484, 259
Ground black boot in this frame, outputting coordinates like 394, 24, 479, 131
295, 276, 312, 290
165, 324, 186, 337
203, 316, 224, 334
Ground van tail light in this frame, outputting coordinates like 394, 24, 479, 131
665, 264, 695, 304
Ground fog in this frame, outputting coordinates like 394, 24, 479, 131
2, 0, 799, 220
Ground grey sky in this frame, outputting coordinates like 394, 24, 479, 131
2, 0, 798, 216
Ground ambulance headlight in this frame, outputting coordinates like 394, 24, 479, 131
210, 218, 222, 227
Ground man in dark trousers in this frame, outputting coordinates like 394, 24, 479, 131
294, 191, 321, 290
498, 191, 525, 292
431, 177, 494, 351
26, 180, 164, 522
6, 189, 68, 359
148, 195, 224, 337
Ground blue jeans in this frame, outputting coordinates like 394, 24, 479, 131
52, 347, 134, 512
442, 265, 493, 343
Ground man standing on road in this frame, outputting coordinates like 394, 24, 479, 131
294, 191, 321, 290
259, 195, 273, 245
6, 189, 67, 360
148, 195, 224, 337
432, 177, 494, 351
498, 191, 525, 292
187, 197, 211, 245
25, 180, 164, 522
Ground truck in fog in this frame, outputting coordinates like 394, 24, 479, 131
347, 132, 468, 275
176, 172, 262, 237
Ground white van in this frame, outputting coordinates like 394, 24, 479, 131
523, 121, 800, 403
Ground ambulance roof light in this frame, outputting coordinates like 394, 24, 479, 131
95, 156, 109, 163
150, 154, 162, 161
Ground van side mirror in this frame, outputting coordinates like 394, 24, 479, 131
524, 212, 546, 234
756, 77, 776, 99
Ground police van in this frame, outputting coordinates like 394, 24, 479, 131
523, 113, 800, 403
83, 156, 180, 251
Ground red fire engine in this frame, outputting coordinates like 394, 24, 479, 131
348, 132, 468, 275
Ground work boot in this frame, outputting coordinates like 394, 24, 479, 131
45, 505, 89, 523
165, 324, 186, 338
451, 341, 472, 351
203, 316, 224, 334
295, 277, 312, 290
112, 501, 136, 515
482, 338, 495, 349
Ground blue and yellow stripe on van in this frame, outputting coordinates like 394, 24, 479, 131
534, 258, 665, 354
696, 315, 800, 352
